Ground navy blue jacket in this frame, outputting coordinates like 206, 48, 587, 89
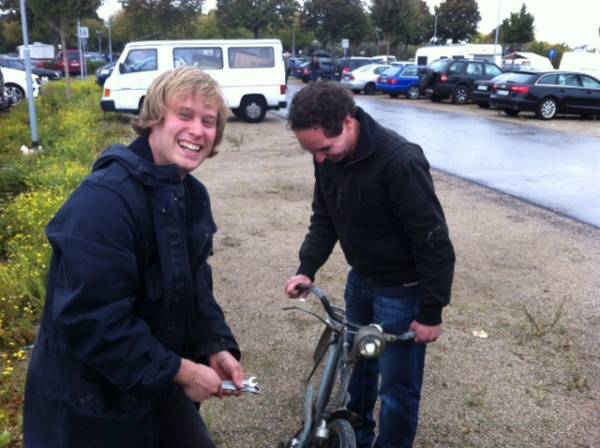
23, 137, 239, 447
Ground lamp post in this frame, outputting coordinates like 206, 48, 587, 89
19, 0, 40, 147
107, 18, 113, 62
494, 0, 502, 61
96, 31, 102, 54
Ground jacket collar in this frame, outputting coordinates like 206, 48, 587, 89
349, 107, 377, 164
93, 136, 182, 187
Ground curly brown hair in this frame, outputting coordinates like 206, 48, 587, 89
288, 82, 356, 138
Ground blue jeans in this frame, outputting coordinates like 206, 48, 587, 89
345, 270, 426, 448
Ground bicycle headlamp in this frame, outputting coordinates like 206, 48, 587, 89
355, 324, 386, 359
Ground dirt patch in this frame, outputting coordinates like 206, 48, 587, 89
197, 114, 600, 448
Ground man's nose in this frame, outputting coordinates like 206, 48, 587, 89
189, 118, 206, 136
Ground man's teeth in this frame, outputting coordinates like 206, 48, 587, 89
179, 141, 200, 152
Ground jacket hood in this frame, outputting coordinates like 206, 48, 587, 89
93, 138, 181, 187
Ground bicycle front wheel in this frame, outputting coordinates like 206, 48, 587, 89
312, 418, 356, 448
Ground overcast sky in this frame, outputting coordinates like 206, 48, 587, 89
97, 0, 600, 48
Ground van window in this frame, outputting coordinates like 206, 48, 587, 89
124, 49, 158, 73
173, 47, 223, 70
228, 47, 274, 68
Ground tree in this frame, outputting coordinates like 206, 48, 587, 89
499, 3, 535, 50
118, 0, 203, 40
302, 0, 369, 54
371, 0, 432, 55
26, 0, 101, 99
435, 0, 480, 43
527, 40, 570, 69
215, 0, 297, 39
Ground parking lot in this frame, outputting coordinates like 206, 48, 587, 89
287, 77, 600, 139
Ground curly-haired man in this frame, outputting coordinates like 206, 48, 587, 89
284, 81, 455, 448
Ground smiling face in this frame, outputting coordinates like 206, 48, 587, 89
148, 94, 219, 177
294, 116, 358, 164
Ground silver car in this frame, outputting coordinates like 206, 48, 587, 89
340, 63, 390, 95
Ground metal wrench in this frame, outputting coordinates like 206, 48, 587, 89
221, 376, 261, 394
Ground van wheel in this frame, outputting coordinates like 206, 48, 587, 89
5, 84, 24, 105
363, 83, 376, 95
240, 96, 267, 123
451, 85, 469, 104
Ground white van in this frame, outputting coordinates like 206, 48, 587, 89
101, 39, 287, 123
415, 44, 502, 66
559, 51, 600, 80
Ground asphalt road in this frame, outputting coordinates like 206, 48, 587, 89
278, 84, 600, 228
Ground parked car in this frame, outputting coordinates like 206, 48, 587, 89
376, 65, 431, 99
372, 55, 397, 63
1, 66, 40, 105
0, 66, 10, 111
335, 57, 374, 79
0, 57, 61, 83
95, 61, 116, 86
286, 57, 307, 77
425, 58, 504, 104
472, 72, 519, 108
293, 60, 335, 82
340, 63, 390, 94
53, 49, 83, 75
489, 71, 600, 120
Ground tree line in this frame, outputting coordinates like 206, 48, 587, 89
0, 0, 568, 63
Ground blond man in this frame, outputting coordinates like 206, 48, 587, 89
24, 67, 244, 448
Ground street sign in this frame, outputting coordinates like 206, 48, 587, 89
548, 48, 557, 60
78, 26, 89, 39
341, 39, 349, 49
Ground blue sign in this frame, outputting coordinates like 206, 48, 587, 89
548, 48, 557, 60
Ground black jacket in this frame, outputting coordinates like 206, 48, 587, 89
297, 108, 455, 325
24, 137, 239, 448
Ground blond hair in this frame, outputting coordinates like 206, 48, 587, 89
133, 66, 228, 153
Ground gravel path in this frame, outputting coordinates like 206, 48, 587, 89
197, 115, 600, 448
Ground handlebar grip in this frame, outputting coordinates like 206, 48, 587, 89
296, 283, 311, 293
396, 331, 416, 341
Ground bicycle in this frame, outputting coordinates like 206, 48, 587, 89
279, 284, 415, 448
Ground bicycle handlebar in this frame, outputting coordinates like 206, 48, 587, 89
296, 284, 416, 342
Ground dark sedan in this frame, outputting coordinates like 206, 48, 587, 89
0, 57, 62, 82
293, 60, 334, 83
489, 71, 600, 119
95, 61, 116, 86
473, 72, 528, 108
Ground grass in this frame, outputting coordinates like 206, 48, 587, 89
0, 78, 130, 447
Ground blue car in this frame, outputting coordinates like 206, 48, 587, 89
376, 65, 423, 99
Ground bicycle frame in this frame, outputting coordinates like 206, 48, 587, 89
283, 285, 415, 448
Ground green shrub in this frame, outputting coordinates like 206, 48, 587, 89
0, 77, 127, 446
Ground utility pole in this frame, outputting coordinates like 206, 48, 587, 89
494, 0, 502, 62
19, 0, 40, 147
